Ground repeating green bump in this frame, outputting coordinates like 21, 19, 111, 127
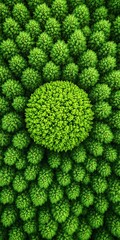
25, 81, 93, 152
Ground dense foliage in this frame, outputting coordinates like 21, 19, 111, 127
0, 0, 120, 239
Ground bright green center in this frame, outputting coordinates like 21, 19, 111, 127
25, 81, 94, 152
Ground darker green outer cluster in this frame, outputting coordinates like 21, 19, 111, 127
25, 81, 93, 152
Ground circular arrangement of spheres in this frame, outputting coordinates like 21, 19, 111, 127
25, 81, 94, 152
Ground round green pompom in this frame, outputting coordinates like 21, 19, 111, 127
0, 97, 9, 115
3, 17, 21, 38
25, 81, 93, 152
78, 50, 97, 69
73, 4, 90, 27
27, 144, 44, 165
2, 112, 22, 133
37, 32, 53, 53
78, 67, 99, 89
1, 39, 19, 60
90, 83, 111, 102
93, 101, 112, 119
68, 29, 86, 56
62, 14, 79, 39
38, 166, 53, 189
34, 3, 51, 27
12, 130, 30, 149
51, 0, 68, 22
9, 227, 25, 240
30, 184, 47, 206
51, 199, 70, 223
28, 47, 48, 71
2, 79, 24, 99
45, 17, 61, 41
1, 206, 16, 227
9, 55, 26, 76
43, 61, 60, 82
12, 96, 28, 112
21, 68, 42, 92
62, 63, 79, 82
12, 3, 30, 26
25, 19, 42, 39
93, 122, 113, 143
16, 31, 33, 54
51, 40, 69, 65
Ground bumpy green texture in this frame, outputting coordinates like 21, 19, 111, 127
0, 0, 120, 239
25, 81, 93, 152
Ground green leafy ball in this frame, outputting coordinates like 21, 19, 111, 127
25, 81, 93, 152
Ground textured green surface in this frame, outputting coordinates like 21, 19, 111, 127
0, 0, 120, 239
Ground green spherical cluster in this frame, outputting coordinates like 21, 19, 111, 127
25, 81, 93, 152
0, 0, 120, 239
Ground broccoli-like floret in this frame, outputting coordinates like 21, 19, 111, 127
4, 146, 21, 166
28, 47, 48, 71
0, 166, 14, 187
93, 6, 108, 22
78, 50, 97, 69
38, 166, 53, 189
48, 151, 61, 169
78, 67, 99, 89
66, 182, 80, 200
30, 183, 47, 206
2, 79, 24, 99
37, 32, 53, 53
12, 130, 30, 149
62, 14, 79, 39
94, 194, 109, 214
1, 205, 17, 227
43, 61, 60, 82
103, 70, 120, 89
2, 112, 22, 133
9, 55, 26, 76
20, 206, 36, 221
68, 29, 86, 56
0, 97, 10, 116
93, 101, 112, 119
12, 96, 28, 112
25, 19, 42, 39
89, 83, 111, 102
3, 17, 21, 38
80, 187, 94, 207
23, 219, 37, 234
73, 4, 90, 27
1, 39, 19, 60
0, 186, 15, 205
77, 219, 92, 240
51, 0, 68, 22
51, 199, 70, 223
45, 17, 61, 41
12, 3, 30, 26
62, 63, 79, 83
49, 183, 64, 203
24, 164, 39, 181
16, 192, 31, 209
56, 170, 71, 186
13, 172, 28, 193
16, 31, 33, 54
92, 174, 108, 194
107, 176, 120, 203
9, 226, 26, 240
34, 3, 51, 27
72, 164, 85, 182
87, 208, 104, 229
106, 213, 120, 238
51, 40, 69, 65
27, 143, 44, 165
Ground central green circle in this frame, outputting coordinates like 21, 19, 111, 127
25, 81, 94, 152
